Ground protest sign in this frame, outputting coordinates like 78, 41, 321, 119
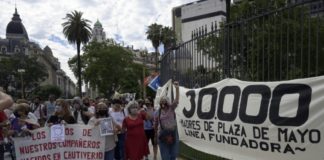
99, 118, 114, 136
157, 76, 324, 160
50, 124, 65, 142
13, 124, 105, 160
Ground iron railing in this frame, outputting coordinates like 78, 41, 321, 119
161, 0, 324, 89
161, 1, 324, 160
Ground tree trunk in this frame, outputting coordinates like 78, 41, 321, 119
77, 42, 82, 97
155, 47, 159, 72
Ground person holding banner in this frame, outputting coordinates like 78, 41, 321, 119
143, 98, 158, 160
154, 81, 179, 160
110, 99, 126, 160
72, 97, 93, 125
0, 91, 13, 111
46, 99, 76, 126
0, 91, 12, 160
123, 101, 150, 160
88, 102, 119, 160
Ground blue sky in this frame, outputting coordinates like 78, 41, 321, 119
0, 0, 196, 83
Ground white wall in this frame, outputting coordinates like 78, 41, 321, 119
181, 0, 226, 42
182, 16, 224, 42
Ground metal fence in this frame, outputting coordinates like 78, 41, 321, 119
160, 1, 324, 159
161, 1, 324, 89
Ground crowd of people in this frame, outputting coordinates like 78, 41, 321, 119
0, 81, 180, 160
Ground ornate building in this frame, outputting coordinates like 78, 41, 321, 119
0, 8, 76, 98
85, 20, 108, 98
91, 20, 106, 42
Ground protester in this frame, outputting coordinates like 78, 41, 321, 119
88, 102, 119, 160
46, 99, 76, 126
144, 98, 158, 160
15, 101, 39, 129
11, 103, 40, 133
83, 97, 95, 115
0, 91, 12, 160
6, 103, 39, 159
154, 81, 179, 160
123, 101, 150, 160
72, 97, 92, 124
30, 96, 46, 127
0, 91, 14, 111
44, 94, 56, 120
110, 99, 126, 160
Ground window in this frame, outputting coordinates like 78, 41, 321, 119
1, 46, 6, 54
15, 46, 20, 53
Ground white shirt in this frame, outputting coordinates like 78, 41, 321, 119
109, 110, 126, 127
76, 111, 84, 125
88, 106, 95, 114
31, 104, 45, 119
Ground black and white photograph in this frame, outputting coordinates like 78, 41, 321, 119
99, 117, 114, 136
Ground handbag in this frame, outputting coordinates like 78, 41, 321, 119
158, 109, 176, 145
159, 129, 176, 145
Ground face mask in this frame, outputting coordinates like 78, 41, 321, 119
129, 108, 138, 115
97, 110, 108, 117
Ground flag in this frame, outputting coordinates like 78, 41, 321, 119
148, 75, 160, 92
144, 71, 159, 86
143, 76, 152, 86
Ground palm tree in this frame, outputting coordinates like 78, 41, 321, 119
146, 23, 163, 71
62, 10, 92, 97
161, 26, 176, 51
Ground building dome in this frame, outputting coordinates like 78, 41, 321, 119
44, 46, 53, 55
6, 8, 29, 40
94, 19, 102, 28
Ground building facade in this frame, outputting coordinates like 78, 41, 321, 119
172, 0, 226, 43
91, 20, 106, 42
0, 8, 76, 98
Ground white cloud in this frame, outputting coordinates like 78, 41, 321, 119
0, 0, 197, 83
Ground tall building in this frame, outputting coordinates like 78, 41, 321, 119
172, 0, 226, 43
91, 20, 106, 42
85, 19, 108, 98
0, 8, 76, 98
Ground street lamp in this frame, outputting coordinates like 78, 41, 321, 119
17, 69, 25, 99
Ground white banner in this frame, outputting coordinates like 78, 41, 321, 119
158, 76, 324, 160
13, 124, 105, 160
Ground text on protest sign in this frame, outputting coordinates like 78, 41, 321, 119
13, 124, 105, 160
157, 77, 324, 160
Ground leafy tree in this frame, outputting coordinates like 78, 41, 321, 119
62, 10, 92, 97
31, 85, 62, 100
68, 41, 145, 97
196, 0, 324, 81
0, 54, 48, 98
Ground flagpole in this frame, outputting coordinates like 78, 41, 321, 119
143, 52, 147, 99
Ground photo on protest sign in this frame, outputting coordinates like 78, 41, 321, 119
50, 124, 65, 142
100, 117, 114, 136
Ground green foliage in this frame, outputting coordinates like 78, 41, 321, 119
32, 85, 62, 100
62, 10, 92, 46
196, 0, 324, 81
68, 41, 145, 97
62, 10, 92, 96
0, 54, 48, 98
146, 23, 163, 50
161, 26, 177, 50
